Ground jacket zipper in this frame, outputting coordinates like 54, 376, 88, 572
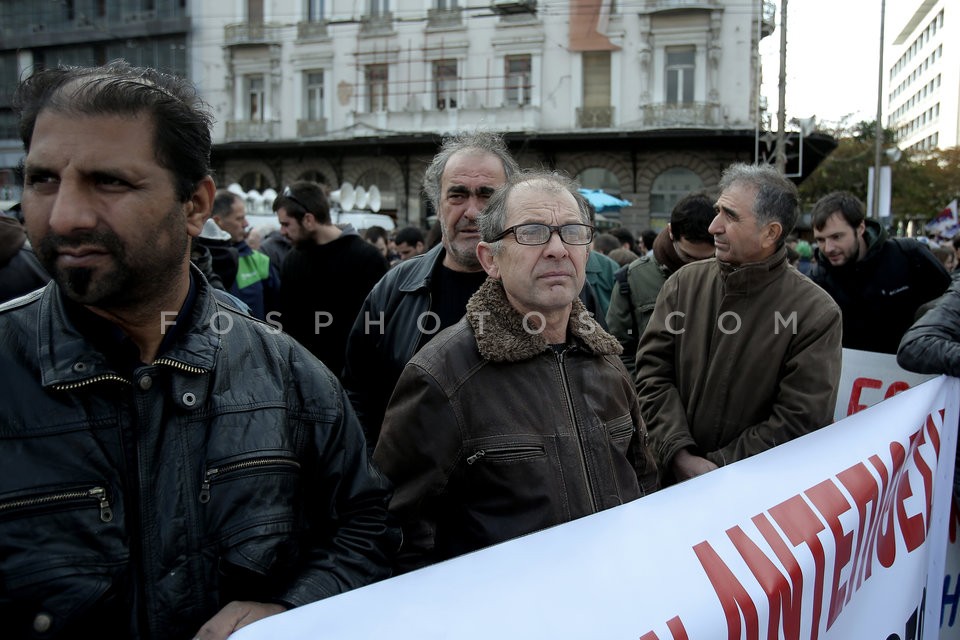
466, 444, 545, 465
152, 357, 208, 375
556, 349, 598, 512
0, 485, 113, 523
199, 457, 301, 503
52, 373, 131, 391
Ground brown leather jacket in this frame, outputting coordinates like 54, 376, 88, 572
373, 278, 659, 572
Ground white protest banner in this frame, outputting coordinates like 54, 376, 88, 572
234, 376, 959, 640
835, 348, 936, 421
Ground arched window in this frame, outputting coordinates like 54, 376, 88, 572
650, 167, 703, 224
577, 167, 622, 195
239, 171, 271, 192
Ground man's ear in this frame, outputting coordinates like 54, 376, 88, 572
186, 176, 216, 238
476, 241, 500, 279
761, 221, 783, 249
666, 223, 674, 242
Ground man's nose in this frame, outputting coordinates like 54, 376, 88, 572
48, 182, 98, 235
707, 213, 723, 235
543, 229, 569, 257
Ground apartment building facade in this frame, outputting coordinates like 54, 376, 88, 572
885, 0, 959, 153
1, 0, 832, 231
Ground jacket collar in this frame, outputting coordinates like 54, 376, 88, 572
394, 243, 445, 293
465, 277, 622, 363
717, 246, 789, 295
37, 265, 221, 388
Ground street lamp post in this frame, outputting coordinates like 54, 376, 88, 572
871, 0, 887, 219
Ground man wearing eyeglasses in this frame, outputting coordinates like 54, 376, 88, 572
635, 163, 842, 486
373, 170, 659, 573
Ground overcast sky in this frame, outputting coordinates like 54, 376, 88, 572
759, 0, 885, 128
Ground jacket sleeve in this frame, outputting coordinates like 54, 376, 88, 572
906, 241, 953, 315
898, 278, 960, 376
706, 297, 843, 465
606, 269, 639, 376
373, 362, 463, 574
635, 276, 698, 470
342, 287, 389, 450
277, 374, 399, 607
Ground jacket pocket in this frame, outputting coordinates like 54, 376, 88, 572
0, 483, 126, 637
465, 444, 546, 465
199, 453, 302, 575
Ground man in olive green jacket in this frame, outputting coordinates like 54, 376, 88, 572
636, 163, 842, 485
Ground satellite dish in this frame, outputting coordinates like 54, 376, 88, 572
367, 185, 382, 213
354, 185, 368, 210
330, 182, 355, 211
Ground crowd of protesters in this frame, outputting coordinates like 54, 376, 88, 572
0, 61, 956, 639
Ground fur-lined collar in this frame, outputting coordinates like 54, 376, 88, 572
465, 277, 622, 362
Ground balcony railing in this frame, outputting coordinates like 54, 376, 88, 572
427, 7, 463, 28
297, 20, 329, 39
577, 106, 615, 128
224, 22, 283, 46
644, 0, 717, 11
226, 120, 281, 141
641, 102, 720, 128
297, 119, 328, 137
360, 12, 394, 34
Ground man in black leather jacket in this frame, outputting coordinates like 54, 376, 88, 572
1, 61, 396, 640
342, 131, 519, 450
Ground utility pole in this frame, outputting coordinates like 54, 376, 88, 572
871, 0, 887, 219
775, 0, 788, 174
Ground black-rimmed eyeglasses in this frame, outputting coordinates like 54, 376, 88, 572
282, 186, 309, 212
491, 223, 595, 246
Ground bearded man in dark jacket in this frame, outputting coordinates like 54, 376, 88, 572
1, 61, 396, 640
809, 191, 950, 354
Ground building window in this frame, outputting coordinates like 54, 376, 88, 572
305, 71, 324, 120
650, 167, 703, 221
367, 64, 388, 112
505, 55, 532, 107
665, 47, 695, 105
434, 59, 458, 110
369, 0, 389, 15
308, 0, 325, 20
583, 51, 611, 106
435, 0, 458, 7
247, 75, 265, 122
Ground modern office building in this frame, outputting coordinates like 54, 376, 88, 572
1, 0, 834, 231
885, 0, 959, 153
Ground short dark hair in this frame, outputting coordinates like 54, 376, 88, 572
272, 181, 331, 225
364, 225, 389, 243
670, 192, 715, 245
952, 236, 960, 251
608, 227, 637, 253
14, 60, 212, 203
592, 232, 621, 255
811, 191, 865, 231
394, 226, 424, 247
640, 229, 657, 253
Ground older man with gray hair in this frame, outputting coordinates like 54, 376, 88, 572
343, 131, 520, 450
374, 169, 659, 573
636, 162, 842, 485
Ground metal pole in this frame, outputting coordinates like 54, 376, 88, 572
754, 0, 763, 164
775, 0, 788, 174
871, 0, 887, 219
